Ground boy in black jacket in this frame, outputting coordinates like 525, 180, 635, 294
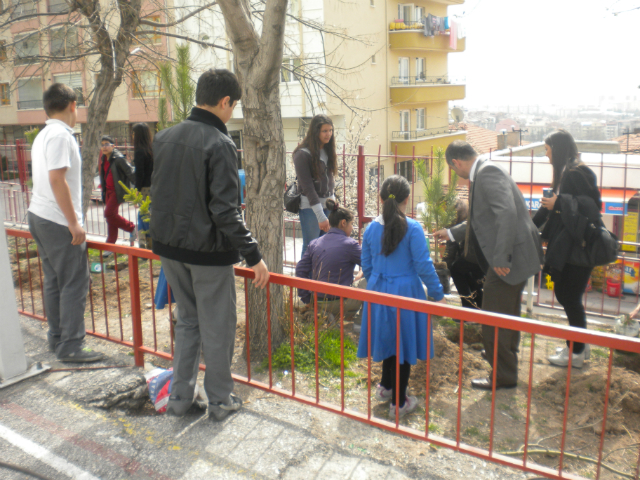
150, 69, 269, 420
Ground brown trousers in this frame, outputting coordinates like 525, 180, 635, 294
481, 269, 525, 386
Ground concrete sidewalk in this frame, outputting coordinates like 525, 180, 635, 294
0, 316, 531, 480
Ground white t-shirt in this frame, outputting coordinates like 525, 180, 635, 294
28, 119, 83, 227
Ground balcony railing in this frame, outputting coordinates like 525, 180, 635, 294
392, 127, 454, 140
48, 0, 69, 12
389, 17, 425, 30
391, 76, 465, 85
17, 99, 43, 110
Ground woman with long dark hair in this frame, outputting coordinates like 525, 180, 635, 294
357, 175, 445, 419
292, 114, 337, 257
533, 130, 602, 368
132, 123, 153, 248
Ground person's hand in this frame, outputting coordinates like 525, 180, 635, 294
540, 193, 557, 210
319, 220, 330, 232
251, 260, 270, 289
354, 270, 364, 281
68, 223, 86, 245
494, 267, 510, 276
433, 229, 449, 242
630, 304, 640, 319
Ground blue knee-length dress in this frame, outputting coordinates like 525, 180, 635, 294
357, 216, 444, 365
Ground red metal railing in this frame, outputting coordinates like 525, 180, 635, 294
7, 227, 640, 480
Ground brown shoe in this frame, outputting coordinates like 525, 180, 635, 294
471, 377, 517, 391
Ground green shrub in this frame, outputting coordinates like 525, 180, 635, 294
264, 326, 358, 376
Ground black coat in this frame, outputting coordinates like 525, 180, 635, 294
533, 164, 602, 272
149, 107, 262, 267
99, 149, 135, 204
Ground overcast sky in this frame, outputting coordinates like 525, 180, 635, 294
448, 0, 640, 110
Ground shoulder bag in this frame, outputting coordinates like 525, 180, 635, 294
283, 180, 302, 214
569, 222, 619, 267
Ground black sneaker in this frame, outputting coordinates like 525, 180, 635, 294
209, 394, 243, 421
58, 347, 104, 363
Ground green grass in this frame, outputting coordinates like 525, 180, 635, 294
591, 348, 608, 359
498, 403, 510, 411
263, 326, 358, 376
464, 426, 480, 436
428, 423, 441, 434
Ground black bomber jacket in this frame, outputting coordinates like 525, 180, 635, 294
150, 107, 262, 267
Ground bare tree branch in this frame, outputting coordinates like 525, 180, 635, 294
133, 30, 232, 51
138, 1, 217, 28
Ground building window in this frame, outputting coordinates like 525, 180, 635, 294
14, 32, 40, 65
416, 57, 425, 81
397, 3, 414, 22
17, 77, 43, 110
287, 0, 299, 15
415, 6, 424, 21
398, 57, 409, 84
416, 108, 425, 130
51, 26, 78, 57
397, 160, 413, 183
137, 16, 162, 45
0, 40, 7, 61
53, 72, 84, 106
280, 57, 301, 83
369, 165, 384, 187
371, 54, 376, 65
370, 0, 374, 6
0, 83, 10, 106
48, 0, 69, 13
11, 0, 37, 19
400, 110, 410, 132
132, 71, 161, 98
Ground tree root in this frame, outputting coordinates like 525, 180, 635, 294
499, 444, 634, 479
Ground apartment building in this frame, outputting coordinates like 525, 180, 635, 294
0, 0, 174, 144
174, 0, 465, 198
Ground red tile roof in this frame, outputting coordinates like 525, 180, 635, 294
615, 133, 640, 155
457, 123, 498, 154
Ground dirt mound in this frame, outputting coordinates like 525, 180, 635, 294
411, 327, 485, 394
537, 365, 640, 434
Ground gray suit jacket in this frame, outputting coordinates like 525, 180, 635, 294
450, 159, 543, 286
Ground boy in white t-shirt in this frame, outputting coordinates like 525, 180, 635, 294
27, 83, 104, 362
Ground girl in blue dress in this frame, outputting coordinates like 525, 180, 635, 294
357, 175, 445, 418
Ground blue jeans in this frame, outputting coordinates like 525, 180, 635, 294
299, 207, 329, 258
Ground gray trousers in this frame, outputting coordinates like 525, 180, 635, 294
481, 269, 525, 386
161, 257, 237, 408
28, 212, 89, 357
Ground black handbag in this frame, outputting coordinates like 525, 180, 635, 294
283, 180, 302, 214
570, 223, 619, 267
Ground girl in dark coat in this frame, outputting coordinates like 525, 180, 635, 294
533, 130, 602, 368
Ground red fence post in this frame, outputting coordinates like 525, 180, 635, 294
16, 139, 28, 193
128, 254, 144, 367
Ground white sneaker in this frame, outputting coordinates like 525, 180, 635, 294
374, 384, 393, 402
555, 344, 590, 360
389, 395, 419, 419
548, 347, 584, 368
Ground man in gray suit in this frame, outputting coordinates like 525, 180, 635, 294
435, 141, 543, 390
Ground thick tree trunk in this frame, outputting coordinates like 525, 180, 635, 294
218, 0, 288, 359
242, 75, 286, 359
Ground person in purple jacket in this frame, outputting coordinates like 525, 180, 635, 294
296, 199, 364, 330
